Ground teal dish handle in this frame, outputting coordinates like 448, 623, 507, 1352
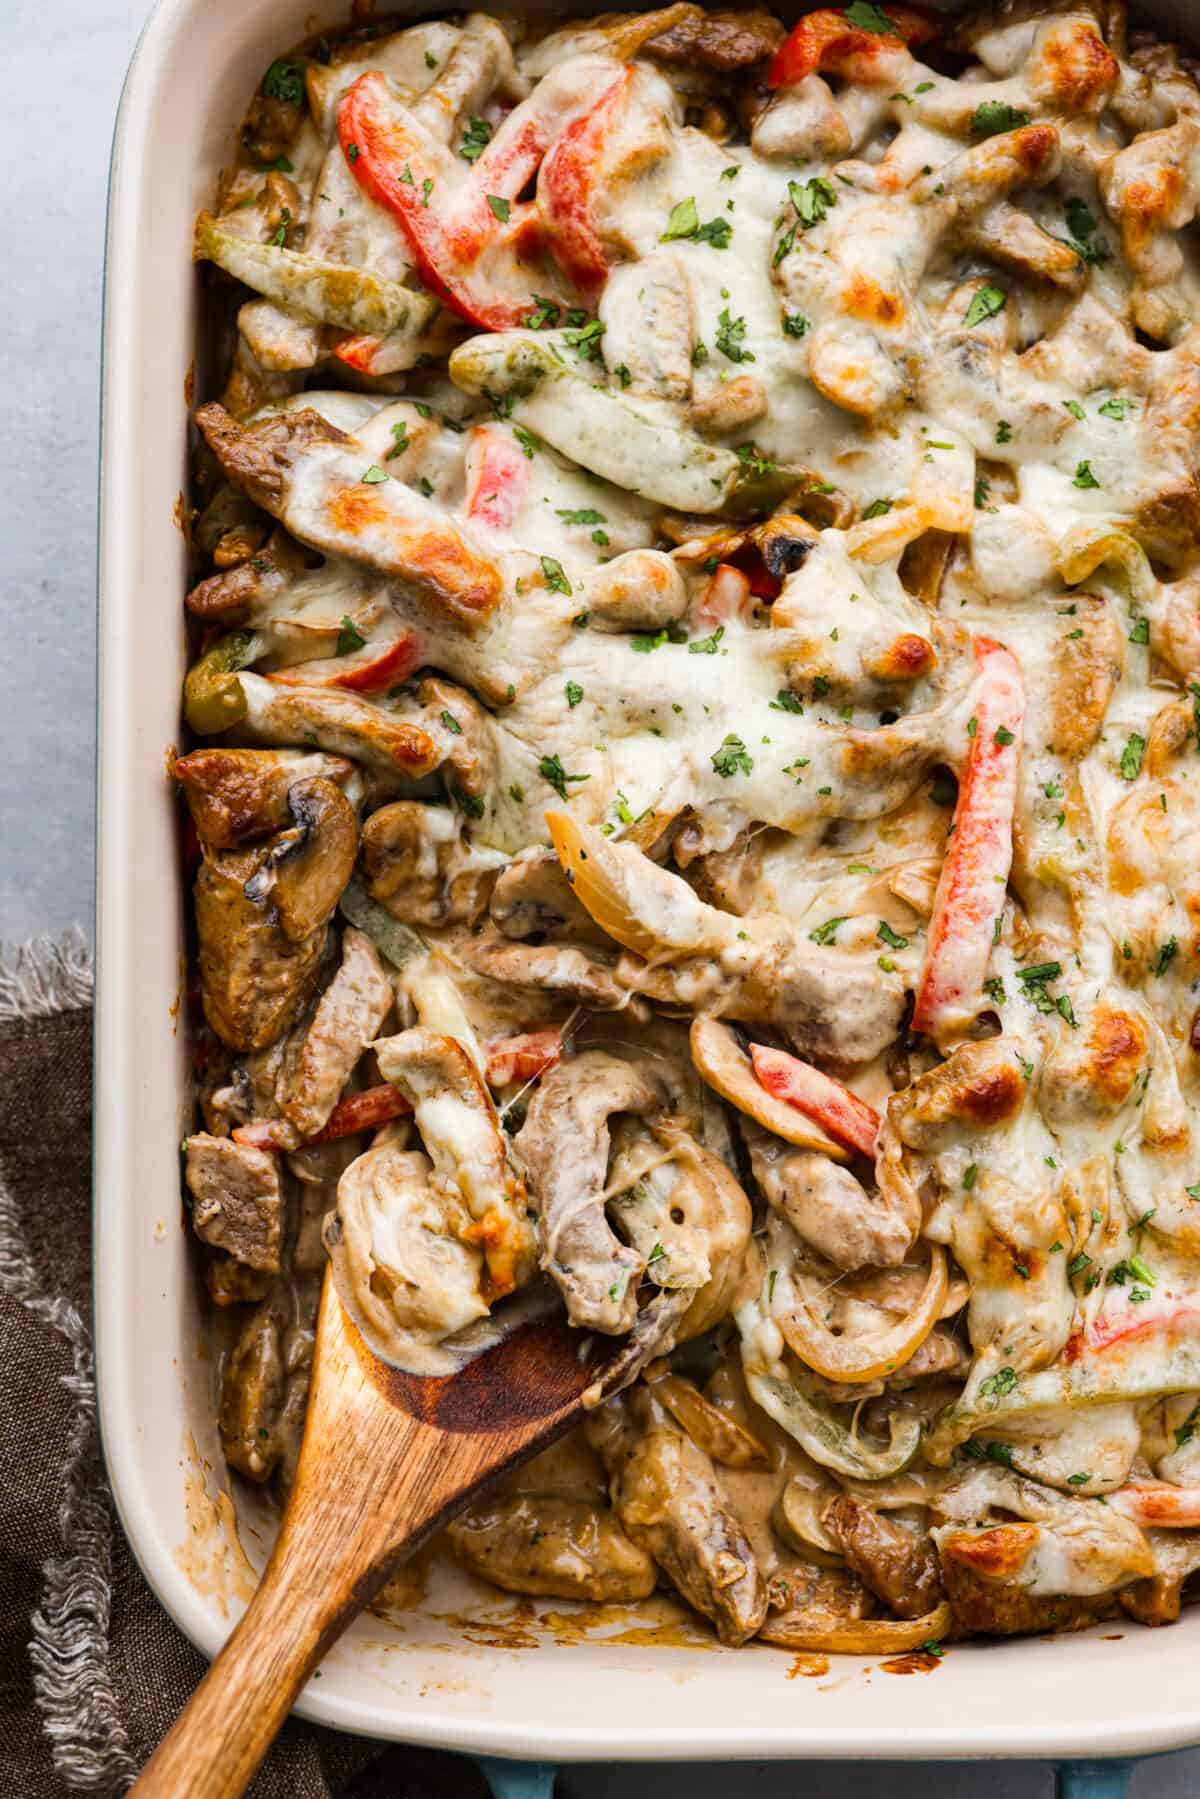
1056, 1761, 1134, 1799
477, 1757, 1138, 1797
477, 1756, 557, 1798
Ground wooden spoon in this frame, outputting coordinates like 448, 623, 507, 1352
131, 1272, 611, 1797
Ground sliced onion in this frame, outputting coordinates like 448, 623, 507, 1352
690, 1018, 845, 1158
644, 1365, 772, 1469
546, 811, 730, 961
742, 1363, 922, 1481
759, 1600, 951, 1653
776, 1248, 948, 1384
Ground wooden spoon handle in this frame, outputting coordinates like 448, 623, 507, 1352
130, 1409, 432, 1799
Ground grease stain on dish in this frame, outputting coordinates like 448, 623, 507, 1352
786, 1653, 830, 1679
174, 1430, 257, 1615
879, 1650, 943, 1675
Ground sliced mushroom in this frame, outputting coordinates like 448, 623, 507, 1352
219, 1274, 318, 1484
194, 841, 328, 1051
489, 849, 600, 941
361, 801, 498, 927
244, 777, 358, 944
176, 747, 354, 849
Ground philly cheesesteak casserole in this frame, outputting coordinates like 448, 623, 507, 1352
178, 0, 1200, 1653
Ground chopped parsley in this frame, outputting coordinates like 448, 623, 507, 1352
877, 920, 909, 950
771, 689, 804, 714
513, 424, 541, 460
631, 622, 687, 653
963, 284, 1007, 329
486, 194, 510, 222
1099, 396, 1127, 420
661, 196, 699, 240
565, 680, 583, 708
539, 754, 589, 800
564, 318, 606, 360
269, 206, 292, 247
1063, 196, 1111, 266
1129, 616, 1150, 644
972, 100, 1032, 137
789, 175, 838, 230
844, 2, 897, 33
979, 1366, 1018, 1399
336, 616, 365, 656
385, 421, 409, 460
715, 308, 753, 363
460, 117, 492, 162
782, 310, 810, 338
540, 556, 572, 596
524, 296, 561, 330
262, 60, 305, 104
1153, 936, 1178, 978
862, 497, 893, 520
1063, 399, 1085, 420
996, 419, 1013, 445
711, 734, 754, 778
661, 197, 732, 248
1119, 733, 1145, 781
360, 464, 388, 485
735, 442, 776, 478
556, 507, 606, 526
689, 626, 725, 655
1073, 460, 1101, 489
808, 917, 846, 946
994, 725, 1015, 746
963, 1163, 979, 1190
974, 475, 992, 510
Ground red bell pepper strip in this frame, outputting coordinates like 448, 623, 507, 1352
266, 632, 422, 695
233, 1084, 413, 1151
485, 1028, 563, 1088
729, 547, 782, 602
692, 563, 754, 631
750, 1043, 882, 1158
339, 73, 542, 332
1110, 1481, 1200, 1527
463, 426, 532, 534
911, 637, 1025, 1040
768, 5, 940, 89
537, 68, 633, 296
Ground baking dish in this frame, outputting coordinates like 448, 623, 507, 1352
95, 0, 1200, 1784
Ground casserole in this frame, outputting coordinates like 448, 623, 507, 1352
96, 0, 1200, 1771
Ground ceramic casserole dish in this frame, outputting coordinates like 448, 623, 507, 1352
95, 0, 1200, 1781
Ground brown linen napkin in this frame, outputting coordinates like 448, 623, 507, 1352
0, 934, 485, 1798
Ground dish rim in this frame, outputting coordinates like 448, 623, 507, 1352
94, 0, 1200, 1762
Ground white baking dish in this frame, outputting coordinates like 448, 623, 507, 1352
95, 0, 1200, 1770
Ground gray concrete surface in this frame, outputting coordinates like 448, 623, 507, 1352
1, 0, 1198, 1791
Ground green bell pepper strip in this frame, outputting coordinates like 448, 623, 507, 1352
182, 631, 262, 734
449, 331, 813, 517
195, 211, 438, 339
